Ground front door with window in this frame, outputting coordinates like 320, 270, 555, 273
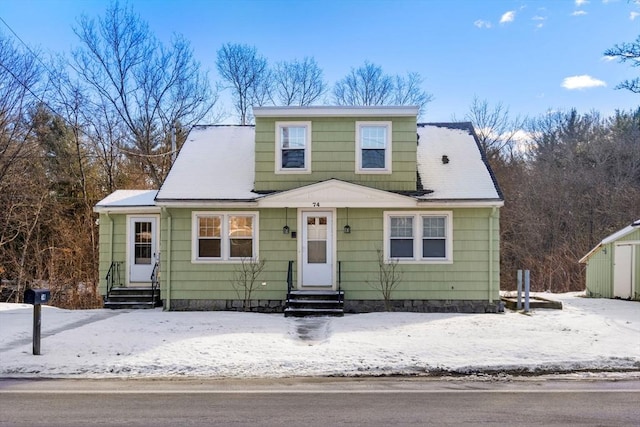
129, 216, 157, 284
301, 212, 333, 287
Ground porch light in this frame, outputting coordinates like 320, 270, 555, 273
344, 207, 351, 233
283, 208, 290, 234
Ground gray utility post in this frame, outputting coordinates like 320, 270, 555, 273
517, 270, 523, 310
524, 270, 531, 313
24, 289, 51, 355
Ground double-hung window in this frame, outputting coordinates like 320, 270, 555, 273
356, 121, 391, 173
384, 211, 452, 263
193, 212, 258, 261
276, 122, 311, 173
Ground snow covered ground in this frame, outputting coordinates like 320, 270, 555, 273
0, 293, 638, 379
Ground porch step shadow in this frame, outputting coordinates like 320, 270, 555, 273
104, 287, 161, 310
284, 290, 344, 317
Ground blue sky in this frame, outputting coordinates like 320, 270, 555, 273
1, 0, 640, 122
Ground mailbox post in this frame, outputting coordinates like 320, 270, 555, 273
24, 289, 50, 355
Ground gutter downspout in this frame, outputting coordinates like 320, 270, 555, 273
163, 208, 172, 311
488, 207, 498, 303
106, 212, 113, 295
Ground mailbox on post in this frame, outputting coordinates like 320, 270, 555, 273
24, 289, 50, 305
24, 288, 50, 355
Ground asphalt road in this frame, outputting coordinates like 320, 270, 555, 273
1, 377, 639, 426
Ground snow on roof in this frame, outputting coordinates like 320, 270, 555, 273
580, 219, 640, 263
95, 190, 158, 208
156, 125, 258, 201
417, 123, 501, 201
155, 122, 501, 203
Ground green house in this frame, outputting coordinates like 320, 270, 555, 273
579, 220, 640, 300
94, 106, 504, 314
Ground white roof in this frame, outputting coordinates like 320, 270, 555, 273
579, 220, 640, 263
154, 122, 501, 204
417, 123, 501, 201
95, 190, 158, 209
156, 126, 258, 201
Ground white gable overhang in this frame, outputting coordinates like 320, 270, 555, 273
257, 179, 417, 208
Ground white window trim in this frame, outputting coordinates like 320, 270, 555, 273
275, 121, 312, 174
383, 211, 453, 264
355, 121, 392, 174
191, 211, 259, 263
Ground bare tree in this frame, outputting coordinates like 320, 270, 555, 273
459, 96, 526, 161
216, 43, 270, 124
334, 61, 393, 106
367, 249, 402, 311
604, 34, 640, 93
271, 57, 326, 106
232, 257, 266, 311
0, 32, 42, 187
392, 72, 433, 118
333, 62, 432, 116
71, 2, 217, 187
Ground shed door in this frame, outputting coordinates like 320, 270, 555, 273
614, 244, 633, 299
129, 216, 157, 284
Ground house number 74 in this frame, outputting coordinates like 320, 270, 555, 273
312, 202, 320, 207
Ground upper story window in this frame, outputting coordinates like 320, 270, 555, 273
276, 122, 311, 173
356, 121, 392, 173
192, 212, 259, 262
384, 211, 453, 263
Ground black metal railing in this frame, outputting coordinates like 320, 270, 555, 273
338, 261, 343, 304
286, 260, 294, 302
106, 261, 123, 297
150, 260, 160, 306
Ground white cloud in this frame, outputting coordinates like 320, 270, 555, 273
575, 0, 589, 6
532, 15, 546, 29
571, 10, 588, 16
474, 19, 492, 29
631, 11, 640, 20
601, 55, 617, 62
561, 75, 607, 90
500, 10, 516, 24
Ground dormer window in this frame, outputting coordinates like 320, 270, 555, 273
276, 122, 311, 173
356, 121, 392, 173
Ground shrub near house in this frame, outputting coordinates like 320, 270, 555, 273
95, 106, 504, 313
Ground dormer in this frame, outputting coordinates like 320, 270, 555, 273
253, 106, 418, 192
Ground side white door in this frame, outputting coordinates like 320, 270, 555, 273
301, 211, 333, 287
613, 244, 633, 299
129, 216, 157, 284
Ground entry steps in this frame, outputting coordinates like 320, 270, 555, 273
104, 287, 161, 309
284, 290, 344, 317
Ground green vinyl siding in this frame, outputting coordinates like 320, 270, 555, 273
337, 208, 499, 301
254, 116, 417, 192
585, 228, 640, 299
160, 208, 296, 301
97, 213, 127, 295
160, 207, 500, 303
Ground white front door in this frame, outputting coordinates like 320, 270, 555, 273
129, 216, 157, 284
301, 211, 333, 287
614, 244, 633, 299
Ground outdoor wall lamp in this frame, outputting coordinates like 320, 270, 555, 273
343, 207, 351, 233
283, 207, 290, 234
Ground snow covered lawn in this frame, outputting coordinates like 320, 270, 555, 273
1, 293, 638, 379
